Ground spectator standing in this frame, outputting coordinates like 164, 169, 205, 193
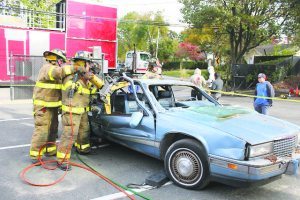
142, 62, 161, 79
207, 59, 215, 87
154, 59, 162, 75
254, 73, 275, 115
190, 68, 206, 88
190, 68, 206, 100
211, 73, 223, 101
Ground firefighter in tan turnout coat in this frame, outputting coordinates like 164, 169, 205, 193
57, 51, 104, 171
29, 49, 82, 163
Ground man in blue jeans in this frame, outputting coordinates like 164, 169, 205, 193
254, 73, 275, 115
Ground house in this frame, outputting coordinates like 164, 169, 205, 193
243, 44, 291, 64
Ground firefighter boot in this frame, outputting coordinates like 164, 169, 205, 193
30, 157, 41, 165
58, 162, 72, 171
44, 146, 57, 157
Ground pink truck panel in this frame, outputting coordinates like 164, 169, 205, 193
0, 29, 7, 81
67, 0, 117, 67
50, 32, 65, 51
67, 39, 116, 69
0, 0, 117, 81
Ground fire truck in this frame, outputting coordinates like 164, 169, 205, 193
0, 0, 117, 83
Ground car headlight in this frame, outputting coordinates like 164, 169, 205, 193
249, 142, 273, 158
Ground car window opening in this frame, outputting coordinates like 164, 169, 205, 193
149, 85, 216, 110
110, 82, 151, 115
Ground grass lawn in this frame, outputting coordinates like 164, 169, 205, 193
163, 69, 208, 79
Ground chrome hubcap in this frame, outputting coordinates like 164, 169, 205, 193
177, 157, 193, 177
170, 149, 202, 185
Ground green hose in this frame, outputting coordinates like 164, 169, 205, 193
75, 152, 152, 200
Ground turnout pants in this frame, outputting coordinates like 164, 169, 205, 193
30, 106, 58, 159
57, 112, 90, 162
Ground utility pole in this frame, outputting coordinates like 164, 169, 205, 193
155, 27, 160, 58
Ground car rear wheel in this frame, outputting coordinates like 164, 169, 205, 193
164, 139, 210, 189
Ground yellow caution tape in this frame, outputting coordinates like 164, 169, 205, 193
205, 89, 300, 103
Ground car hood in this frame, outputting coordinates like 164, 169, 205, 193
163, 106, 299, 145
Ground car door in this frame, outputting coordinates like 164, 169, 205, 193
99, 82, 157, 156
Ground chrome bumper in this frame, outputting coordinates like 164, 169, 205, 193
209, 153, 300, 182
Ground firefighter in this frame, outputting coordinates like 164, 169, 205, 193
29, 49, 83, 164
57, 51, 104, 171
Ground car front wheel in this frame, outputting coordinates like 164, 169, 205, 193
164, 139, 210, 189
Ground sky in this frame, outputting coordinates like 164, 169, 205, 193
100, 0, 186, 32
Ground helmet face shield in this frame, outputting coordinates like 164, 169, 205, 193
43, 49, 67, 63
45, 55, 57, 61
74, 60, 86, 67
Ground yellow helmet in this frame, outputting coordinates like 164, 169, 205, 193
72, 51, 91, 62
43, 49, 66, 62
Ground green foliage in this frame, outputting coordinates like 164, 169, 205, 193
272, 45, 299, 56
256, 58, 288, 65
244, 63, 292, 87
179, 0, 300, 66
163, 61, 208, 71
158, 37, 179, 61
117, 11, 177, 62
4, 0, 62, 28
163, 69, 209, 79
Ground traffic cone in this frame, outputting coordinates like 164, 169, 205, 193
295, 86, 299, 97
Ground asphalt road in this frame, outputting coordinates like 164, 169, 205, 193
0, 92, 299, 200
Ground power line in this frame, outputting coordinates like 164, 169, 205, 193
106, 1, 179, 6
0, 5, 189, 28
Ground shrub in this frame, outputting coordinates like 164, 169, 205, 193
163, 61, 208, 71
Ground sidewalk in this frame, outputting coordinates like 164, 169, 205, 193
0, 88, 10, 101
0, 88, 31, 104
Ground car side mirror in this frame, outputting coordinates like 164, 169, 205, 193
129, 112, 143, 128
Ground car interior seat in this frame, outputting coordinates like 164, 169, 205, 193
157, 90, 175, 109
126, 93, 145, 113
112, 93, 127, 113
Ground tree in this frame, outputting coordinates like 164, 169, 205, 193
158, 37, 179, 61
3, 0, 61, 28
117, 11, 177, 61
179, 0, 300, 65
175, 42, 206, 61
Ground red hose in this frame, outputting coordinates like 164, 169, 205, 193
20, 99, 135, 200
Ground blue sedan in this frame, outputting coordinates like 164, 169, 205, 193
89, 77, 300, 189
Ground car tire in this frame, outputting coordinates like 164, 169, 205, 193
164, 138, 210, 190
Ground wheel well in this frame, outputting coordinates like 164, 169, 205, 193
160, 133, 204, 160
